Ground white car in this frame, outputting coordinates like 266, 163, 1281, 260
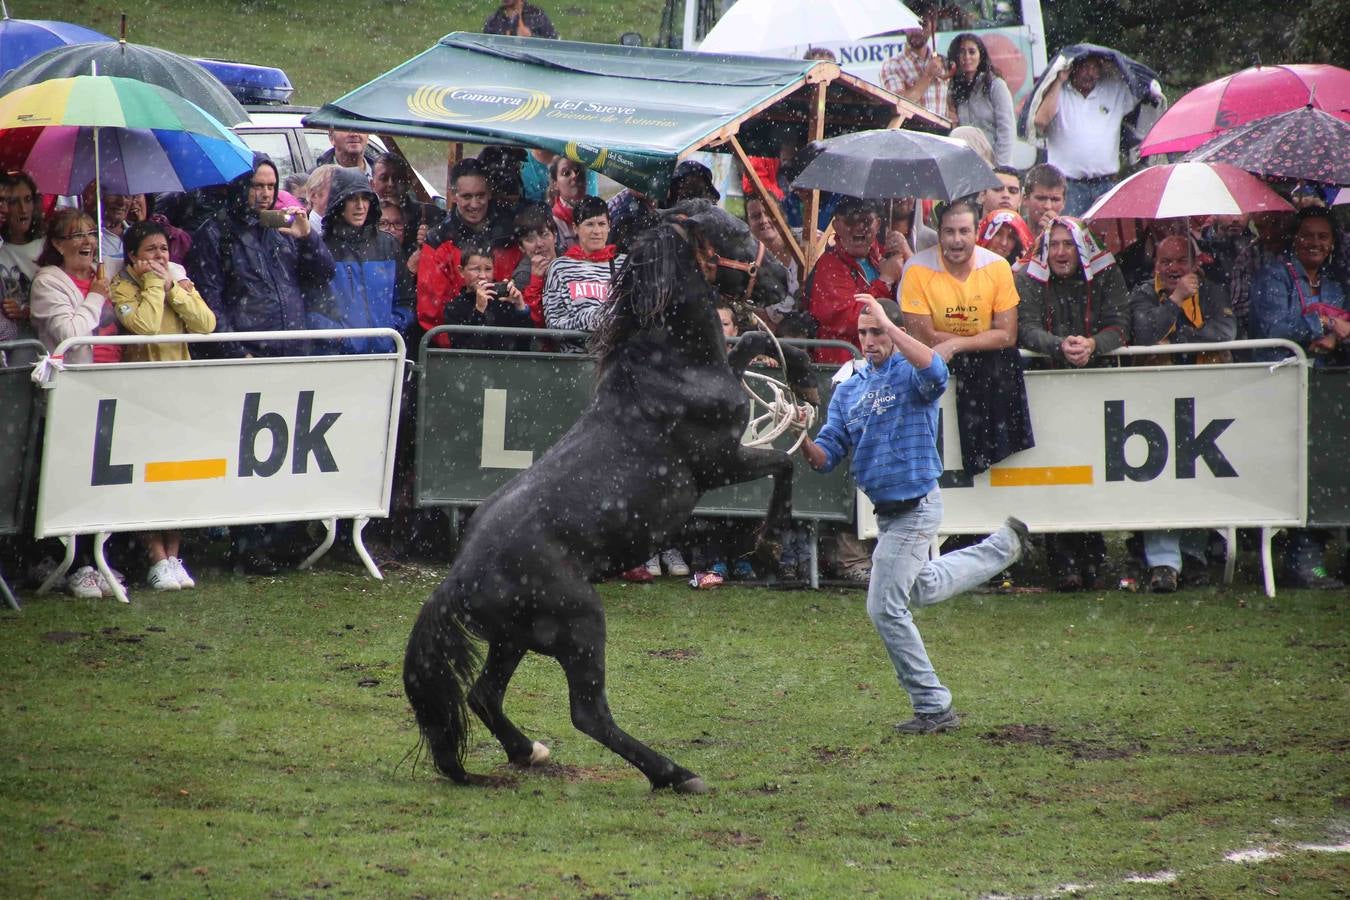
232, 105, 444, 204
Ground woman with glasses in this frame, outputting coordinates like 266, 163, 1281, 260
30, 207, 126, 599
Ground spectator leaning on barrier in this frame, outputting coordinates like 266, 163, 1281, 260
187, 154, 336, 360
1127, 234, 1236, 593
796, 293, 1030, 736
309, 167, 414, 354
1014, 216, 1129, 591
806, 197, 903, 364
441, 240, 532, 352
542, 195, 624, 353
110, 220, 216, 593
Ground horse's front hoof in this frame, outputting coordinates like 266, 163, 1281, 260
510, 741, 551, 768
673, 776, 708, 794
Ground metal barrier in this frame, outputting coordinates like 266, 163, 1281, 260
0, 340, 44, 610
1307, 366, 1350, 528
414, 326, 862, 585
34, 329, 406, 601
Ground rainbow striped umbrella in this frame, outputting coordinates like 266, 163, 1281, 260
0, 74, 253, 195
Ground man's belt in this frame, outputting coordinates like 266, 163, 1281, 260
873, 496, 923, 517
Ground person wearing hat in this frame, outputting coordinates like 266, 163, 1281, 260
806, 197, 903, 364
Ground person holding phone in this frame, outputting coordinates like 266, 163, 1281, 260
441, 241, 532, 351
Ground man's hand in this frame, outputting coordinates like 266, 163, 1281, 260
1168, 273, 1199, 305
530, 252, 552, 279
278, 207, 311, 239
1037, 210, 1057, 238
932, 339, 961, 362
472, 280, 495, 313
857, 293, 891, 326
1061, 334, 1095, 367
924, 54, 948, 80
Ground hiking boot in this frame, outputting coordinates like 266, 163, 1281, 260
170, 557, 196, 589
644, 555, 662, 577
895, 707, 960, 734
1003, 516, 1033, 563
1287, 566, 1345, 590
67, 565, 103, 599
1149, 565, 1179, 594
621, 565, 654, 583
660, 548, 690, 577
147, 559, 181, 592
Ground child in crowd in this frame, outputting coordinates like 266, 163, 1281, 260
443, 242, 533, 351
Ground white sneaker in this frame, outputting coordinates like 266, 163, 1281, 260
95, 568, 125, 596
644, 554, 662, 577
169, 557, 195, 589
660, 548, 690, 577
147, 559, 181, 591
67, 565, 103, 599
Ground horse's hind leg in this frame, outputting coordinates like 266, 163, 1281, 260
469, 640, 549, 767
555, 619, 706, 794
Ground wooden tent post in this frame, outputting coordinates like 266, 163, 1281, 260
727, 136, 805, 273
802, 80, 827, 270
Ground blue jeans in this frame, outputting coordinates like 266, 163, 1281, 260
867, 489, 1021, 714
1143, 530, 1207, 572
1064, 176, 1116, 217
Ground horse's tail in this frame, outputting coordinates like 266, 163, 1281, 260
403, 586, 482, 783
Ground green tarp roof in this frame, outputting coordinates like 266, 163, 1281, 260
305, 32, 925, 196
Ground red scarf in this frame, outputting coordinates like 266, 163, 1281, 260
552, 196, 574, 227
564, 244, 617, 262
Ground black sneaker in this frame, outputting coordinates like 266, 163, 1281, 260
1149, 565, 1179, 593
1003, 516, 1033, 563
894, 707, 960, 734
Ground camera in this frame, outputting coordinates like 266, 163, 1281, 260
259, 209, 296, 228
489, 281, 513, 298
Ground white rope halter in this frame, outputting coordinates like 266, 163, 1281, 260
737, 312, 815, 453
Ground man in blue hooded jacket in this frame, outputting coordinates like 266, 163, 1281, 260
797, 295, 1030, 734
187, 154, 336, 359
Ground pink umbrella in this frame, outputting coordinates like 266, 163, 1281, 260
1139, 64, 1350, 156
1083, 162, 1293, 222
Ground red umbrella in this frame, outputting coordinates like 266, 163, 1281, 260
1083, 162, 1293, 222
1140, 64, 1350, 156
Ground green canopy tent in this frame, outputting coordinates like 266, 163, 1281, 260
304, 32, 946, 267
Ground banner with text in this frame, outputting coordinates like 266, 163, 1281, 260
861, 362, 1306, 537
35, 356, 403, 537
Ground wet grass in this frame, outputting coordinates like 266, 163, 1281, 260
1, 565, 1346, 896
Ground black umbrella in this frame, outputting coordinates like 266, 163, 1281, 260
1185, 105, 1350, 187
0, 38, 249, 126
790, 129, 1001, 201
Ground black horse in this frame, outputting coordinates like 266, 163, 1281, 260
404, 200, 814, 793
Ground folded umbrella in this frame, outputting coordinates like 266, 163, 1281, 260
1083, 161, 1293, 222
1185, 105, 1350, 187
790, 128, 1001, 202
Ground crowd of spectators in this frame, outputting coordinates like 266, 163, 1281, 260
1, 33, 1347, 597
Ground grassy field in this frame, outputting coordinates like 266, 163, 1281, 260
2, 564, 1346, 896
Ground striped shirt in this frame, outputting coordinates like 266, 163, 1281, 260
813, 351, 949, 504
542, 252, 625, 352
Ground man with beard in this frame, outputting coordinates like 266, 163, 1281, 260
806, 198, 902, 364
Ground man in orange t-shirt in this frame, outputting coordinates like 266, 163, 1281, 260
900, 199, 1019, 360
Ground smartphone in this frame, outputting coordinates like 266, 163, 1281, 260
259, 209, 295, 228
490, 281, 513, 298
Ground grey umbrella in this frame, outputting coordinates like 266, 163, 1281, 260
0, 38, 249, 126
790, 129, 1001, 201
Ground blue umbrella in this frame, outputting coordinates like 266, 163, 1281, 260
0, 3, 113, 77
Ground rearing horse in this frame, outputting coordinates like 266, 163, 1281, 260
403, 200, 814, 793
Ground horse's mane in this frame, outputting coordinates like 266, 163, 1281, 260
589, 221, 705, 364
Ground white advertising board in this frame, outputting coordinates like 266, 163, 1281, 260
35, 354, 403, 537
860, 361, 1306, 537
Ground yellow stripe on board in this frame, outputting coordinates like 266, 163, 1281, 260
144, 459, 228, 482
990, 465, 1094, 487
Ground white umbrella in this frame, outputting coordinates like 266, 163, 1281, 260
696, 0, 920, 56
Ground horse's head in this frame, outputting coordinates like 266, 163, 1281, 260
662, 199, 790, 310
